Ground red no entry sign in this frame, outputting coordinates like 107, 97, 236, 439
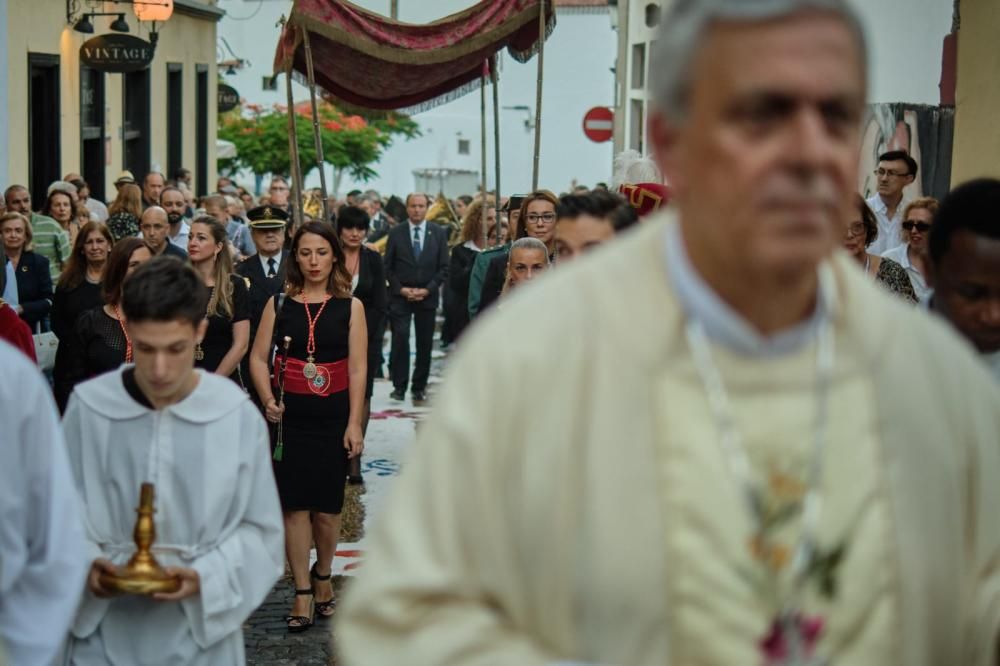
583, 106, 614, 143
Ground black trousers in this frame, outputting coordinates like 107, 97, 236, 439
389, 298, 436, 393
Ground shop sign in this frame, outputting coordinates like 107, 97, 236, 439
80, 35, 154, 74
218, 84, 240, 113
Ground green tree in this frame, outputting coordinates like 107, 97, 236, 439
218, 101, 420, 192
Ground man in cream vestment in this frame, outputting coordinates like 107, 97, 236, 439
338, 1, 1000, 665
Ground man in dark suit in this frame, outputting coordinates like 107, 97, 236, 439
236, 205, 289, 342
383, 193, 449, 402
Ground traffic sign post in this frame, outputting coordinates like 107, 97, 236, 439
582, 106, 614, 143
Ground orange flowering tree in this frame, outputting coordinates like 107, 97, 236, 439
219, 101, 419, 189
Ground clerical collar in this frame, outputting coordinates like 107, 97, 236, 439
664, 221, 835, 357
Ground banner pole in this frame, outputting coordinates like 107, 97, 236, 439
531, 0, 546, 191
285, 63, 304, 232
480, 62, 489, 249
492, 55, 502, 246
302, 29, 330, 224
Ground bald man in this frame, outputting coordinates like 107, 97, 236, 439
139, 207, 187, 260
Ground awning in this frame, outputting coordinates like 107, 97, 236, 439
273, 0, 554, 113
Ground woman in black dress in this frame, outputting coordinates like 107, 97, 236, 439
187, 216, 250, 383
1, 212, 52, 331
71, 238, 153, 392
250, 221, 366, 633
51, 221, 112, 411
445, 198, 493, 343
337, 205, 387, 483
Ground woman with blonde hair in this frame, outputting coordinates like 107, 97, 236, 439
250, 221, 366, 632
106, 183, 143, 241
880, 196, 939, 302
445, 198, 495, 342
187, 215, 250, 381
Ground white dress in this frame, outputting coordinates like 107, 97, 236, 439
61, 368, 285, 665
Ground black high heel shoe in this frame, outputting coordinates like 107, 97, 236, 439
311, 563, 336, 618
286, 588, 314, 633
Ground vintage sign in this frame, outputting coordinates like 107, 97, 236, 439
218, 84, 240, 113
80, 35, 154, 73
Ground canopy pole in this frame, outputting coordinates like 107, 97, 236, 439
531, 0, 545, 191
302, 29, 330, 224
491, 55, 502, 246
480, 63, 489, 250
285, 64, 305, 231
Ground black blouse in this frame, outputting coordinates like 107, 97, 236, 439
73, 306, 129, 385
196, 274, 250, 374
352, 247, 387, 363
51, 280, 103, 411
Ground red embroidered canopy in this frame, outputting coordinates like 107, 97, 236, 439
273, 0, 555, 113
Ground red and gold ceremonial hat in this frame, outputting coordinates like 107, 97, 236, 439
618, 182, 670, 218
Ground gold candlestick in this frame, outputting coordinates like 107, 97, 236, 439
99, 483, 181, 595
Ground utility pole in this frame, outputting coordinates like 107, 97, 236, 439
390, 0, 398, 19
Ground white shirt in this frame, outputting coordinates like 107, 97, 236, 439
169, 220, 191, 250
0, 341, 87, 666
2, 260, 17, 306
463, 240, 483, 253
257, 252, 282, 277
881, 243, 930, 302
408, 221, 427, 251
61, 369, 284, 664
866, 193, 908, 256
664, 221, 834, 357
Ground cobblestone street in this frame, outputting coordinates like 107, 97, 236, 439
244, 346, 445, 665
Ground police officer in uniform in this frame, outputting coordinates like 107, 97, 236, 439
237, 205, 289, 406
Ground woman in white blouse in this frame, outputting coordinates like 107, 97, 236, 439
881, 196, 939, 303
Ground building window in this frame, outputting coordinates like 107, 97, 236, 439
80, 65, 105, 200
630, 99, 645, 154
167, 64, 183, 183
457, 138, 470, 155
196, 65, 209, 197
645, 3, 661, 28
262, 76, 277, 91
123, 69, 151, 180
631, 43, 645, 90
28, 53, 61, 206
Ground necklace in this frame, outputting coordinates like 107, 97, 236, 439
301, 293, 331, 379
345, 250, 360, 276
194, 284, 213, 362
684, 309, 834, 665
112, 304, 133, 363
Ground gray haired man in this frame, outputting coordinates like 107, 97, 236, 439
338, 2, 1000, 664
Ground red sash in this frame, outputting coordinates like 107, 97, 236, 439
276, 357, 348, 397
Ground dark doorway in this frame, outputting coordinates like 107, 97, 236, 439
80, 66, 106, 201
167, 63, 183, 182
123, 68, 150, 180
28, 53, 61, 207
196, 65, 208, 197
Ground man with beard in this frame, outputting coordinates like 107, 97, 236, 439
139, 207, 187, 260
339, 1, 1000, 664
159, 187, 190, 251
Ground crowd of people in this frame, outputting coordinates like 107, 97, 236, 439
2, 0, 1000, 663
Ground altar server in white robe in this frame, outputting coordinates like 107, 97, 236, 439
61, 257, 284, 665
338, 1, 1000, 665
0, 340, 87, 666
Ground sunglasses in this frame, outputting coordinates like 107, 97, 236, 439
902, 221, 932, 233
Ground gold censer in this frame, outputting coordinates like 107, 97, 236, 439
98, 483, 181, 595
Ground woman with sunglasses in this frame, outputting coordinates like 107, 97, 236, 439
880, 197, 938, 303
843, 194, 917, 303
